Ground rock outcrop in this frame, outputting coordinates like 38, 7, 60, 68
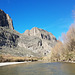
0, 9, 19, 48
0, 9, 57, 57
19, 27, 57, 56
0, 9, 14, 30
0, 28, 19, 48
24, 27, 57, 41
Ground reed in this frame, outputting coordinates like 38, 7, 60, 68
0, 54, 38, 62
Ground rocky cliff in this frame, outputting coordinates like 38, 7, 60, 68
0, 9, 14, 30
0, 9, 20, 49
20, 27, 57, 56
0, 9, 57, 57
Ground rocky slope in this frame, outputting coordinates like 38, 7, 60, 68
0, 9, 57, 57
20, 27, 57, 56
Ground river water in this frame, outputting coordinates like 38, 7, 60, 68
0, 62, 75, 75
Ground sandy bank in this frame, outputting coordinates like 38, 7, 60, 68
0, 61, 28, 66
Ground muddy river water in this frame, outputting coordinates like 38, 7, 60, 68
0, 62, 75, 75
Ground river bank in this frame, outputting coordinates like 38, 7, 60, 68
0, 60, 75, 67
0, 61, 29, 66
0, 55, 39, 62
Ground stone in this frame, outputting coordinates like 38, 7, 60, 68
0, 9, 14, 30
19, 27, 57, 56
0, 9, 19, 48
24, 27, 57, 41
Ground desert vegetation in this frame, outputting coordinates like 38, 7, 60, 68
43, 24, 75, 62
0, 54, 39, 62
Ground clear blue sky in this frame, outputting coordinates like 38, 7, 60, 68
0, 0, 75, 39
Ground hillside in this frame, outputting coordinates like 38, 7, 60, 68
0, 9, 57, 57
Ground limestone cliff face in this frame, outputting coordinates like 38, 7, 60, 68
24, 27, 57, 41
0, 9, 57, 57
0, 9, 19, 48
19, 27, 57, 56
0, 9, 14, 30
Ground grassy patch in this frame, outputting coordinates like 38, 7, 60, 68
0, 54, 39, 62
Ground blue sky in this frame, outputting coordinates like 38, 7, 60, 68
0, 0, 75, 39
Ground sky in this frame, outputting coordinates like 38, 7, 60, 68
0, 0, 75, 39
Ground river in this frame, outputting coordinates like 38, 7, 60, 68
0, 62, 75, 75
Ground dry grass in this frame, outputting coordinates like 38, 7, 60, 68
0, 54, 38, 62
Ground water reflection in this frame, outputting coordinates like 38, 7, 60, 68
0, 62, 75, 75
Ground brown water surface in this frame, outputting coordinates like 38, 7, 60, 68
0, 62, 75, 75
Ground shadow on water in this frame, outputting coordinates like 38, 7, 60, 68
0, 62, 75, 75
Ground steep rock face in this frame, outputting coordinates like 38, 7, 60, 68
0, 9, 19, 48
0, 28, 19, 48
0, 9, 14, 30
24, 27, 57, 41
20, 27, 57, 56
